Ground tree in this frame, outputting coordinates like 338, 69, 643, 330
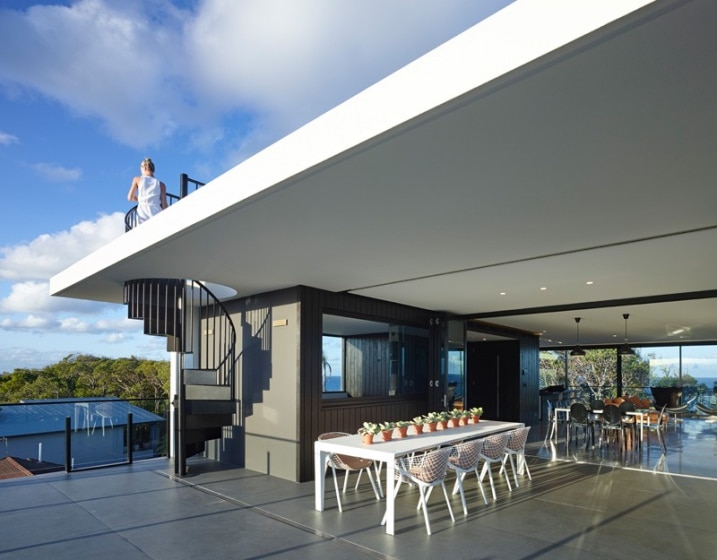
0, 355, 169, 403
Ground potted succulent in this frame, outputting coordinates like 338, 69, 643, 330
423, 412, 441, 432
379, 421, 396, 441
438, 411, 450, 430
395, 420, 411, 438
359, 421, 381, 444
458, 409, 471, 426
448, 409, 462, 428
469, 406, 483, 423
412, 415, 425, 435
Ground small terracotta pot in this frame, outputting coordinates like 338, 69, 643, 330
381, 430, 393, 442
413, 423, 424, 435
438, 420, 448, 430
471, 416, 481, 423
361, 433, 374, 445
396, 426, 409, 438
425, 422, 437, 432
448, 418, 459, 428
459, 417, 468, 426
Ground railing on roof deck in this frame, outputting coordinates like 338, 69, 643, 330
124, 173, 205, 232
0, 397, 170, 473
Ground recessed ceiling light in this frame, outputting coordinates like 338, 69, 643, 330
586, 281, 594, 285
499, 292, 507, 296
540, 286, 547, 291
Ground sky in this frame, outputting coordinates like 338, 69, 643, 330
0, 0, 515, 374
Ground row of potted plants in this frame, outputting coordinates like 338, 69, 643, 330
359, 407, 483, 444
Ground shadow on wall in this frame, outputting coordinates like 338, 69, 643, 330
240, 306, 273, 418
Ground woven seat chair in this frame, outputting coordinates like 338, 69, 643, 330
499, 426, 532, 488
478, 432, 512, 500
318, 432, 381, 512
447, 439, 486, 514
381, 447, 455, 535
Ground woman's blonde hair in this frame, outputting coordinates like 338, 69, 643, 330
141, 157, 155, 173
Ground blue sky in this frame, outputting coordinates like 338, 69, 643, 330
0, 0, 514, 373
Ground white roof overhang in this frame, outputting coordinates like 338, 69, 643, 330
50, 0, 717, 347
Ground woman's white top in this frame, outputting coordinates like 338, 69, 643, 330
136, 176, 162, 223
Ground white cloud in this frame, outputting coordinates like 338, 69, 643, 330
31, 162, 82, 182
0, 213, 129, 349
0, 0, 512, 152
0, 212, 124, 281
0, 131, 19, 145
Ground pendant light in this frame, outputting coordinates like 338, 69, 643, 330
570, 317, 586, 356
618, 313, 635, 355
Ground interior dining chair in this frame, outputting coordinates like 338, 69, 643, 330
447, 439, 486, 514
381, 447, 455, 535
599, 404, 624, 449
478, 432, 512, 500
645, 404, 669, 454
568, 402, 593, 448
318, 432, 381, 512
618, 400, 638, 448
499, 426, 532, 488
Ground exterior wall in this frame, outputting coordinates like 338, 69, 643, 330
242, 301, 299, 480
208, 286, 539, 483
208, 289, 302, 481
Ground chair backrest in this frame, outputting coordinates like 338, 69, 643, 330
618, 400, 636, 414
480, 432, 510, 460
450, 439, 482, 469
318, 432, 368, 470
318, 432, 350, 441
590, 399, 604, 411
505, 426, 531, 451
601, 404, 622, 427
570, 402, 589, 422
401, 447, 452, 484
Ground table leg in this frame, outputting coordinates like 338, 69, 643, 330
314, 449, 326, 512
385, 460, 396, 535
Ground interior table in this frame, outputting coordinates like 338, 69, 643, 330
314, 419, 524, 535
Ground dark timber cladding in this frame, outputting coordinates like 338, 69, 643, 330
298, 286, 437, 482
228, 285, 538, 482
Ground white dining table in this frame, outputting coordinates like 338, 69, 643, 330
314, 419, 524, 535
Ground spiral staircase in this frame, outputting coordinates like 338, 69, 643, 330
124, 278, 236, 475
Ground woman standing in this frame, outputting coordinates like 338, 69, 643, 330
127, 157, 167, 223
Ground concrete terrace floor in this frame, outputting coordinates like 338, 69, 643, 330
1, 417, 716, 560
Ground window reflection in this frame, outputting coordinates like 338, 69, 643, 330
322, 314, 429, 398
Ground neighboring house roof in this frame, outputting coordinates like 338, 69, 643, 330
0, 456, 63, 479
50, 0, 717, 348
0, 398, 164, 438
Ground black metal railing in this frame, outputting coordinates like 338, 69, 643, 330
0, 398, 169, 473
125, 173, 205, 232
181, 280, 236, 389
123, 279, 236, 389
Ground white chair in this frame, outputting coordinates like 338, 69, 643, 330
318, 432, 381, 512
645, 404, 669, 454
448, 439, 486, 514
93, 402, 115, 436
382, 447, 455, 535
478, 432, 512, 500
500, 427, 532, 488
